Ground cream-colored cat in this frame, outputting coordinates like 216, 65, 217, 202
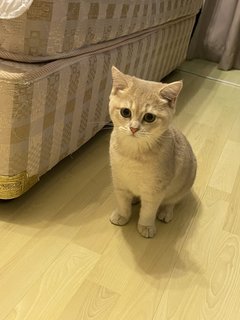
109, 66, 197, 238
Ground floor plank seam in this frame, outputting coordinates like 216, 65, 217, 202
177, 68, 240, 88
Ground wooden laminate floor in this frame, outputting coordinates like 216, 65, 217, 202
1, 59, 240, 320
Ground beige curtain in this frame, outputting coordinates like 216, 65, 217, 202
188, 0, 240, 70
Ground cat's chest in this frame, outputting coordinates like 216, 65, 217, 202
116, 156, 148, 177
111, 152, 160, 194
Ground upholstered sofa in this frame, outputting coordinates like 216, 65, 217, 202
0, 0, 202, 198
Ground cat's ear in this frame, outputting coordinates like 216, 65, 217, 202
159, 81, 183, 108
111, 66, 132, 93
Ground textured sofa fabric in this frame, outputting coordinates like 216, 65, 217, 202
0, 0, 202, 198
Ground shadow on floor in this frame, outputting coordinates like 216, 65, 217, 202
120, 190, 202, 281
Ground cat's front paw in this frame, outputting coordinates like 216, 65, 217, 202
110, 210, 130, 226
137, 224, 156, 238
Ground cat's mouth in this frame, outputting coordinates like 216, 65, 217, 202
130, 132, 138, 137
129, 131, 140, 138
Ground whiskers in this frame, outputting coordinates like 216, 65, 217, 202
88, 121, 112, 125
117, 126, 130, 135
137, 130, 152, 137
87, 121, 114, 130
119, 126, 128, 132
102, 123, 114, 130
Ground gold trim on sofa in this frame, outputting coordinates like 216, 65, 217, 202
0, 172, 39, 199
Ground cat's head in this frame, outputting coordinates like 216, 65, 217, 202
109, 66, 182, 144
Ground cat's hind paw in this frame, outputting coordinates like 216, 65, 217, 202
157, 205, 174, 223
110, 210, 130, 226
137, 224, 156, 238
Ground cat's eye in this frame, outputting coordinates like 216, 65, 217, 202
143, 113, 156, 123
120, 108, 131, 118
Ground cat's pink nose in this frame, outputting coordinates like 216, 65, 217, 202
130, 127, 139, 134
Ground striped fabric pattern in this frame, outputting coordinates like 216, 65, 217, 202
0, 16, 195, 178
0, 0, 202, 61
